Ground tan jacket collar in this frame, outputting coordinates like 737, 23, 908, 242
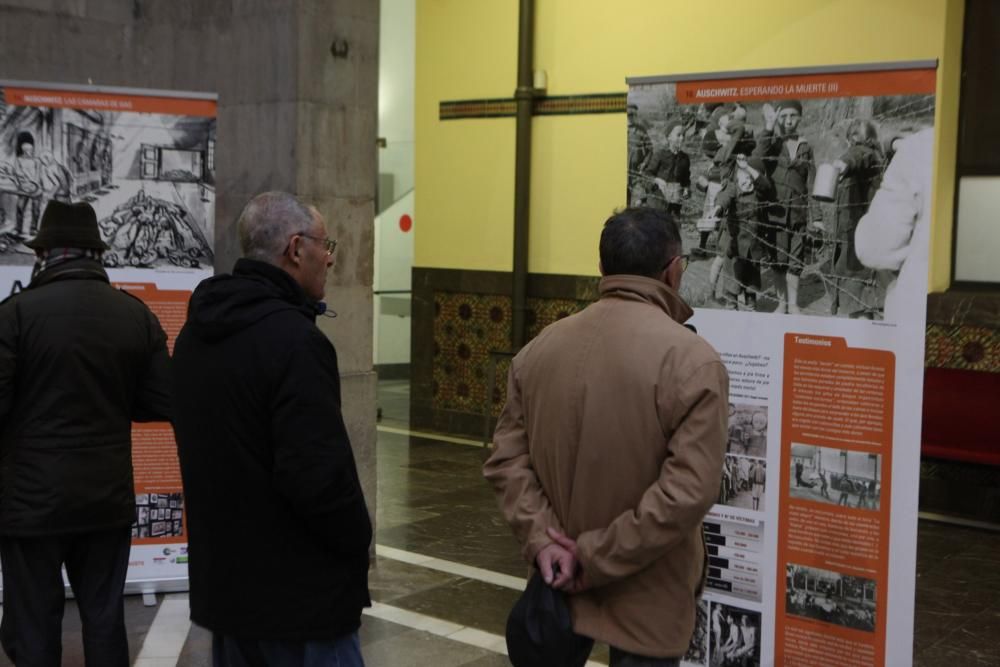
599, 274, 694, 324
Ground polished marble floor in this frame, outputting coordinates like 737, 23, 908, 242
2, 379, 998, 665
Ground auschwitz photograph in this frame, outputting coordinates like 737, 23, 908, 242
785, 563, 877, 633
627, 87, 934, 320
709, 601, 761, 666
789, 443, 882, 510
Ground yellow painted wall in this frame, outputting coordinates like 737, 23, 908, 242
416, 0, 964, 289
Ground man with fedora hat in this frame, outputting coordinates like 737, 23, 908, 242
0, 200, 170, 665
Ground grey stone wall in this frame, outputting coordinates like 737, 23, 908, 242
0, 0, 379, 534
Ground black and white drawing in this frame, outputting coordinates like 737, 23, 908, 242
789, 443, 882, 510
719, 455, 766, 512
709, 601, 761, 667
785, 563, 877, 632
0, 89, 214, 271
133, 491, 184, 539
627, 86, 934, 319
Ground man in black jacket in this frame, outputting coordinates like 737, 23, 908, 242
0, 201, 171, 666
172, 191, 372, 666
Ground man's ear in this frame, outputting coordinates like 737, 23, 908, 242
664, 257, 683, 291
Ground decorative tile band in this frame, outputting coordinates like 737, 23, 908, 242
535, 93, 627, 116
431, 291, 590, 419
925, 323, 1000, 373
440, 93, 627, 120
410, 269, 1000, 438
439, 98, 516, 120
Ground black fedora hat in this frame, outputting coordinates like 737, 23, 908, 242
25, 201, 109, 251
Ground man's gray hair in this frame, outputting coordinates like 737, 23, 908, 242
237, 191, 315, 263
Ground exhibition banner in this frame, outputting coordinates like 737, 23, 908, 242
0, 80, 217, 591
627, 62, 935, 666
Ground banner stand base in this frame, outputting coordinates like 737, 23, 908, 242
123, 577, 190, 599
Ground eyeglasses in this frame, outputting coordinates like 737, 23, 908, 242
298, 233, 338, 256
665, 254, 689, 272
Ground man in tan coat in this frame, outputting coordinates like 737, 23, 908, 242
484, 207, 729, 665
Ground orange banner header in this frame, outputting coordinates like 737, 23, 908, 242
4, 87, 216, 117
675, 68, 935, 105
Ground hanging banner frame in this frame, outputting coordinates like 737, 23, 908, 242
627, 60, 936, 666
0, 78, 218, 597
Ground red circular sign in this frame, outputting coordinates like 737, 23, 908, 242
399, 214, 413, 232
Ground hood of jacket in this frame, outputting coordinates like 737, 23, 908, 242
185, 258, 321, 342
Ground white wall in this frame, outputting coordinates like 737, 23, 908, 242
955, 176, 1000, 283
375, 0, 415, 369
374, 190, 414, 366
378, 0, 415, 203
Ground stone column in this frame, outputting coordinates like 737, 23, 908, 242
0, 0, 379, 531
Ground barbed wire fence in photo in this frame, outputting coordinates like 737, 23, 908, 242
627, 87, 935, 320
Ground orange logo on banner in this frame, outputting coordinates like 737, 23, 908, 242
675, 69, 935, 105
4, 87, 217, 117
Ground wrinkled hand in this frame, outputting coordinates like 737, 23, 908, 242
536, 542, 576, 589
546, 527, 591, 593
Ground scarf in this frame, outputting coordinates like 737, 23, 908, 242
31, 247, 104, 281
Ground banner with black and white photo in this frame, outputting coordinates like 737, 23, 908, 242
627, 62, 936, 666
0, 80, 217, 593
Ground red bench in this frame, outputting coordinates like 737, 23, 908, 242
922, 367, 1000, 466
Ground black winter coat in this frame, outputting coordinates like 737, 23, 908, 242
0, 259, 170, 536
171, 258, 372, 641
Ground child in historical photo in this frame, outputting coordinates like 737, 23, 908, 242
753, 100, 816, 315
710, 149, 773, 311
695, 105, 735, 255
828, 119, 885, 318
627, 82, 934, 319
643, 119, 691, 217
